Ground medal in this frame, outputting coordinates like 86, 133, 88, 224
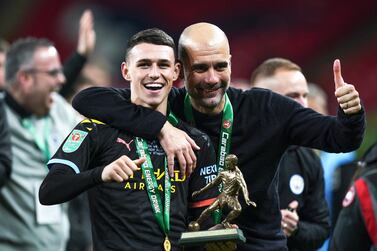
163, 236, 171, 251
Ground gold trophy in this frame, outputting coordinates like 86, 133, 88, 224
179, 154, 256, 248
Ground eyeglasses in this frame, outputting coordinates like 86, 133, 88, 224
25, 68, 64, 77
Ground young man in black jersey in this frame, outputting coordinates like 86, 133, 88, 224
39, 28, 218, 251
72, 23, 365, 250
251, 58, 330, 251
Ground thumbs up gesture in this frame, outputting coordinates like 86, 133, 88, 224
334, 59, 361, 114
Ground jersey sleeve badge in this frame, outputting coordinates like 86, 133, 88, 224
62, 129, 88, 153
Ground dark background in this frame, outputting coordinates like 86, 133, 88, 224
1, 0, 376, 153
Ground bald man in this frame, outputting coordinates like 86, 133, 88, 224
251, 58, 330, 251
72, 23, 365, 251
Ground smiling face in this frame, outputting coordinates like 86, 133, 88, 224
183, 43, 231, 114
24, 46, 65, 116
179, 23, 231, 115
122, 43, 179, 114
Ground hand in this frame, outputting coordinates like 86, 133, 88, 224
158, 122, 200, 178
77, 9, 96, 56
333, 59, 361, 114
281, 200, 299, 237
101, 155, 144, 183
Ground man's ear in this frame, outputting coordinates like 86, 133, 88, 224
18, 70, 33, 91
121, 62, 131, 81
173, 61, 181, 81
177, 59, 184, 80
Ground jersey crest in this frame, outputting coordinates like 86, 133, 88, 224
289, 174, 304, 195
62, 129, 88, 153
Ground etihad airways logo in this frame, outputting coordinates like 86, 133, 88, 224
218, 132, 229, 168
123, 169, 186, 193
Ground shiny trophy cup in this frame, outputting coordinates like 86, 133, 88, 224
179, 154, 256, 249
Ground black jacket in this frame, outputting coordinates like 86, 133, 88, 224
40, 119, 218, 251
279, 146, 330, 250
330, 143, 377, 251
72, 86, 365, 251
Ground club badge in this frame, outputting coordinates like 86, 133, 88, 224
289, 174, 304, 195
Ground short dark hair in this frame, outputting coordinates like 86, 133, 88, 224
5, 37, 54, 84
125, 28, 176, 61
250, 57, 301, 85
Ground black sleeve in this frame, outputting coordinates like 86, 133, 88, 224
39, 164, 103, 205
288, 157, 330, 249
329, 184, 373, 251
72, 87, 183, 140
277, 93, 366, 152
72, 86, 172, 140
39, 120, 109, 205
60, 52, 87, 99
0, 96, 11, 188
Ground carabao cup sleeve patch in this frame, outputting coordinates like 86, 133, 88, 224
62, 129, 88, 153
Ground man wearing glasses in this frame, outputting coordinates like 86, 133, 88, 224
0, 38, 81, 251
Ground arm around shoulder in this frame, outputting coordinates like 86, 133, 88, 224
72, 86, 167, 139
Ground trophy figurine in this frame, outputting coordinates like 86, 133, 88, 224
180, 154, 256, 247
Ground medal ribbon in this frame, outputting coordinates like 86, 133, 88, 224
136, 137, 171, 235
184, 93, 234, 223
134, 112, 178, 237
22, 117, 51, 163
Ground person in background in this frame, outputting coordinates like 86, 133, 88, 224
0, 10, 95, 97
60, 9, 96, 100
0, 91, 11, 188
307, 82, 357, 251
0, 37, 81, 251
0, 39, 11, 188
0, 10, 95, 251
329, 142, 377, 251
251, 57, 330, 250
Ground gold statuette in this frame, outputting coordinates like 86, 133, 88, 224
188, 154, 256, 231
163, 236, 171, 251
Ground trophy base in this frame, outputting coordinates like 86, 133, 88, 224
179, 228, 246, 246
